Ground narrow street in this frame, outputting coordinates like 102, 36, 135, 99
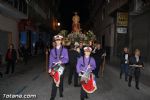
1, 0, 150, 100
0, 56, 150, 100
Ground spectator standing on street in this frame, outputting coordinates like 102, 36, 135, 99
120, 47, 130, 81
128, 49, 144, 90
5, 44, 17, 74
18, 44, 23, 61
22, 45, 29, 64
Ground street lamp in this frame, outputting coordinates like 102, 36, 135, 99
57, 22, 60, 26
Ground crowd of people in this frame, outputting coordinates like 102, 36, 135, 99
48, 35, 106, 100
48, 34, 145, 100
0, 34, 145, 100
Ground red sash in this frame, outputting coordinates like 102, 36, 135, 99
81, 73, 97, 93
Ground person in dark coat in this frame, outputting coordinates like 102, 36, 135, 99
120, 47, 130, 81
22, 45, 29, 64
48, 35, 69, 100
128, 49, 144, 90
93, 43, 105, 78
68, 44, 80, 87
79, 41, 84, 57
5, 44, 17, 74
18, 44, 23, 61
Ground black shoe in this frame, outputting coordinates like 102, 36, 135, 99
136, 87, 140, 90
96, 76, 99, 78
95, 75, 99, 78
0, 74, 3, 78
128, 83, 131, 87
85, 94, 88, 99
50, 97, 54, 100
81, 98, 84, 100
5, 72, 8, 74
0, 72, 3, 78
60, 94, 63, 97
125, 78, 128, 82
74, 84, 80, 87
68, 81, 72, 85
136, 85, 140, 90
120, 74, 122, 79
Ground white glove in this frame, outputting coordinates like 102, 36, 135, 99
48, 69, 51, 73
79, 71, 84, 76
58, 61, 62, 64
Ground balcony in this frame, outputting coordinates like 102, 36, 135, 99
0, 0, 27, 19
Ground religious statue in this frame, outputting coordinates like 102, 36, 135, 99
72, 12, 80, 33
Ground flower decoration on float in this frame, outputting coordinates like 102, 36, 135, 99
58, 30, 68, 37
86, 30, 96, 41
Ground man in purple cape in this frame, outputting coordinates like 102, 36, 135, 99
49, 35, 69, 100
76, 46, 96, 100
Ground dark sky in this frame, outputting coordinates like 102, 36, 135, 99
59, 0, 90, 31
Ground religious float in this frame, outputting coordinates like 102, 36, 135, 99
58, 12, 96, 46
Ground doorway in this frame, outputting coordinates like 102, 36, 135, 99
0, 30, 12, 63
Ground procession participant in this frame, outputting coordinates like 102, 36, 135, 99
79, 41, 84, 57
76, 46, 97, 100
88, 40, 94, 50
48, 35, 69, 100
93, 42, 105, 78
120, 47, 130, 81
5, 44, 17, 74
68, 44, 80, 87
88, 40, 95, 57
128, 49, 144, 90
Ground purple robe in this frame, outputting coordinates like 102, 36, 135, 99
49, 46, 69, 69
76, 56, 96, 74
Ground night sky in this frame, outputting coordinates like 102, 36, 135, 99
59, 0, 90, 31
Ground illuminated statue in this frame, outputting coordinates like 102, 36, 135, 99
72, 12, 80, 33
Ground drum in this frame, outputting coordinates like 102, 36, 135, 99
50, 64, 64, 87
80, 68, 97, 93
80, 68, 91, 84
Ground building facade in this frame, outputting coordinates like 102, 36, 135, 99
0, 0, 27, 62
0, 0, 60, 62
88, 0, 150, 63
129, 0, 150, 63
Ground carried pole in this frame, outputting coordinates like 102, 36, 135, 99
45, 48, 49, 72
